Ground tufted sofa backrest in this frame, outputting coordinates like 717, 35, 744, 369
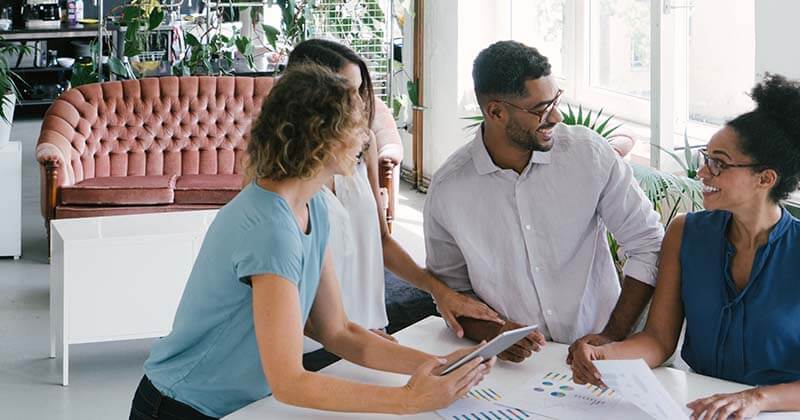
40, 76, 273, 184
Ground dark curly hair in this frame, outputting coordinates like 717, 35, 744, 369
728, 74, 800, 202
246, 63, 365, 181
473, 40, 551, 110
286, 39, 375, 126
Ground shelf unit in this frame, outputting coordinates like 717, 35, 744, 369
1, 23, 108, 107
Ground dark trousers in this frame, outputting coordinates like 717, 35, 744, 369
129, 375, 217, 420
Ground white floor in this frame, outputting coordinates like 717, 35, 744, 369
0, 117, 429, 419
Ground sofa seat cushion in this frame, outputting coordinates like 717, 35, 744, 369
61, 175, 177, 206
174, 174, 243, 205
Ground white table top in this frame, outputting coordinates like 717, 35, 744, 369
225, 317, 800, 419
50, 209, 218, 241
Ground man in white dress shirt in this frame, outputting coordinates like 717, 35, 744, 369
424, 41, 664, 363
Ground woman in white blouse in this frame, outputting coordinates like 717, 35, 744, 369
286, 40, 504, 357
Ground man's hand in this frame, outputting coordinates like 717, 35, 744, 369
432, 287, 505, 338
495, 321, 546, 363
566, 333, 614, 364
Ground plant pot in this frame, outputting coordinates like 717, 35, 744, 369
0, 92, 15, 150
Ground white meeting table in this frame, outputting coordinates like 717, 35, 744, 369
225, 317, 799, 419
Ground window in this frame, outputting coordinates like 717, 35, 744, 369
511, 0, 756, 162
589, 0, 650, 99
679, 0, 755, 145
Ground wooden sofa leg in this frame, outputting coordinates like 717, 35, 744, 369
44, 161, 59, 256
380, 161, 395, 233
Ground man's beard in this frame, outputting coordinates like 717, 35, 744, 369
506, 119, 553, 152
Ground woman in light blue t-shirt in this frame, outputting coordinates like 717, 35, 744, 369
129, 64, 493, 420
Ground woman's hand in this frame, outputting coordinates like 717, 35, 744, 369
568, 341, 608, 387
686, 388, 766, 420
402, 346, 495, 414
432, 286, 505, 338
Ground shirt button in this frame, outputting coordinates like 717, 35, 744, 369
525, 224, 531, 230
546, 309, 553, 316
534, 266, 541, 272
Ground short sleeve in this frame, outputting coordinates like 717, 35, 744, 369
233, 224, 303, 286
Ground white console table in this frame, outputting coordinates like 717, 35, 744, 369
49, 210, 219, 385
0, 141, 21, 259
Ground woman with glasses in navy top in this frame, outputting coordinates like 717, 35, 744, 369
570, 74, 800, 419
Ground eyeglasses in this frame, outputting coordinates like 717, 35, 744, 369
699, 149, 763, 177
495, 89, 564, 128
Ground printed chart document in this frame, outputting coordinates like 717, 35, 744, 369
436, 387, 546, 419
593, 359, 688, 420
500, 370, 649, 419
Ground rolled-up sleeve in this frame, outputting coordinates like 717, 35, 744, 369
423, 188, 473, 292
597, 147, 664, 286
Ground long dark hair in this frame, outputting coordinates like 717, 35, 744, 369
287, 39, 375, 126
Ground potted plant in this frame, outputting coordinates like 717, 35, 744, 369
121, 0, 166, 76
0, 36, 29, 149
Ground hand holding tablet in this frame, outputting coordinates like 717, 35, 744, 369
440, 325, 540, 375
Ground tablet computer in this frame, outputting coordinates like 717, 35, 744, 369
439, 324, 539, 375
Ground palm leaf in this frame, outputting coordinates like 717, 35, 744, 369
595, 113, 614, 135
601, 123, 623, 137
590, 108, 604, 130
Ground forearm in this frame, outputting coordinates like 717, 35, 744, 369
601, 330, 675, 368
758, 381, 800, 412
601, 276, 654, 340
383, 236, 444, 295
324, 321, 434, 375
275, 370, 411, 414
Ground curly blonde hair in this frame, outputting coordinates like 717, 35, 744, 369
246, 63, 366, 181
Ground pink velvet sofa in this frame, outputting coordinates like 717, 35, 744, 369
36, 76, 273, 237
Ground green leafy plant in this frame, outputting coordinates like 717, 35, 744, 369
258, 0, 313, 61
650, 128, 701, 179
122, 1, 166, 60
172, 1, 256, 76
560, 104, 623, 138
174, 29, 254, 76
0, 37, 30, 122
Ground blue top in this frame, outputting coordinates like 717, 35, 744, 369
144, 182, 329, 418
680, 209, 800, 385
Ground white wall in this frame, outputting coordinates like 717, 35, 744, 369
422, 0, 510, 179
755, 0, 800, 79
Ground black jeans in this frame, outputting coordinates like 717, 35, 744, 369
129, 375, 217, 420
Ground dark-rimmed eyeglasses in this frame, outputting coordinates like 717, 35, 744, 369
699, 148, 763, 177
494, 89, 564, 128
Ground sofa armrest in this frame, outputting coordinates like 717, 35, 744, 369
372, 100, 404, 165
36, 125, 79, 226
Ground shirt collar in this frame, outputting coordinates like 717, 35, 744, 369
470, 124, 553, 176
768, 207, 793, 244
